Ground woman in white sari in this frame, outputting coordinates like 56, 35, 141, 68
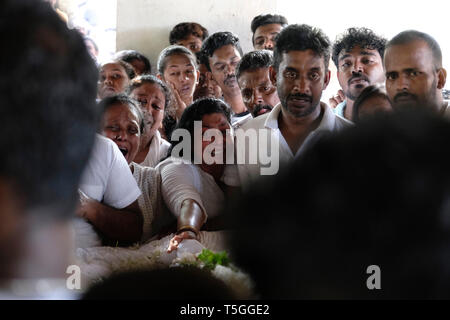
156, 98, 241, 253
77, 96, 236, 290
99, 94, 174, 242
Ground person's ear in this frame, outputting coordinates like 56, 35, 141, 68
437, 68, 447, 89
157, 74, 163, 81
269, 66, 277, 86
323, 69, 331, 90
195, 69, 200, 85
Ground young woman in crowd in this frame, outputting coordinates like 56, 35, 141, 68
128, 75, 172, 167
156, 45, 200, 139
155, 98, 240, 253
97, 60, 136, 99
100, 94, 174, 242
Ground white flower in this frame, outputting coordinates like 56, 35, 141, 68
170, 251, 198, 267
212, 265, 256, 299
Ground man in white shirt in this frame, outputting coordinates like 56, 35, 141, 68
76, 134, 143, 247
330, 28, 387, 121
200, 32, 253, 128
236, 24, 352, 186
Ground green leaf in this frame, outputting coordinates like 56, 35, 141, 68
197, 249, 230, 270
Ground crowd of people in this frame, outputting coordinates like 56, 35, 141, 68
1, 0, 450, 300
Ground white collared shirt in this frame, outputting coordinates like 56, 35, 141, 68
235, 102, 352, 187
231, 111, 253, 129
139, 130, 171, 168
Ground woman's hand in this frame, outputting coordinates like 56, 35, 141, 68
167, 230, 197, 253
168, 81, 187, 120
329, 89, 345, 109
76, 197, 98, 221
76, 190, 95, 220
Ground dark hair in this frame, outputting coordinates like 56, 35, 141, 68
273, 24, 331, 71
84, 36, 98, 53
236, 50, 273, 79
228, 109, 450, 299
100, 59, 136, 80
251, 14, 288, 33
195, 50, 205, 65
157, 45, 198, 75
0, 0, 99, 215
251, 14, 288, 43
99, 94, 144, 134
352, 84, 390, 122
332, 27, 387, 68
200, 32, 243, 71
169, 22, 209, 44
169, 98, 231, 161
129, 74, 173, 139
162, 114, 178, 142
128, 74, 171, 111
386, 30, 443, 69
114, 49, 151, 74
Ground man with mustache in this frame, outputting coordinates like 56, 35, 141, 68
384, 30, 449, 117
200, 32, 252, 128
236, 50, 280, 118
331, 28, 387, 121
193, 51, 223, 100
236, 24, 352, 186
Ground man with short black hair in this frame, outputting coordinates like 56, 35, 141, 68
237, 24, 351, 185
331, 27, 387, 121
251, 14, 288, 51
236, 50, 280, 117
194, 51, 223, 100
384, 30, 449, 117
169, 22, 209, 54
200, 32, 251, 127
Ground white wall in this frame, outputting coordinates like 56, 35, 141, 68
117, 0, 450, 102
117, 0, 276, 74
276, 0, 450, 100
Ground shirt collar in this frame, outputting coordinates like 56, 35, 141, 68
264, 101, 340, 132
334, 100, 347, 117
264, 103, 283, 129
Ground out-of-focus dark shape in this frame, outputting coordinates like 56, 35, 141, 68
228, 108, 450, 299
0, 0, 99, 298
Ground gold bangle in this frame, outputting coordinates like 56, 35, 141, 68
177, 225, 199, 236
